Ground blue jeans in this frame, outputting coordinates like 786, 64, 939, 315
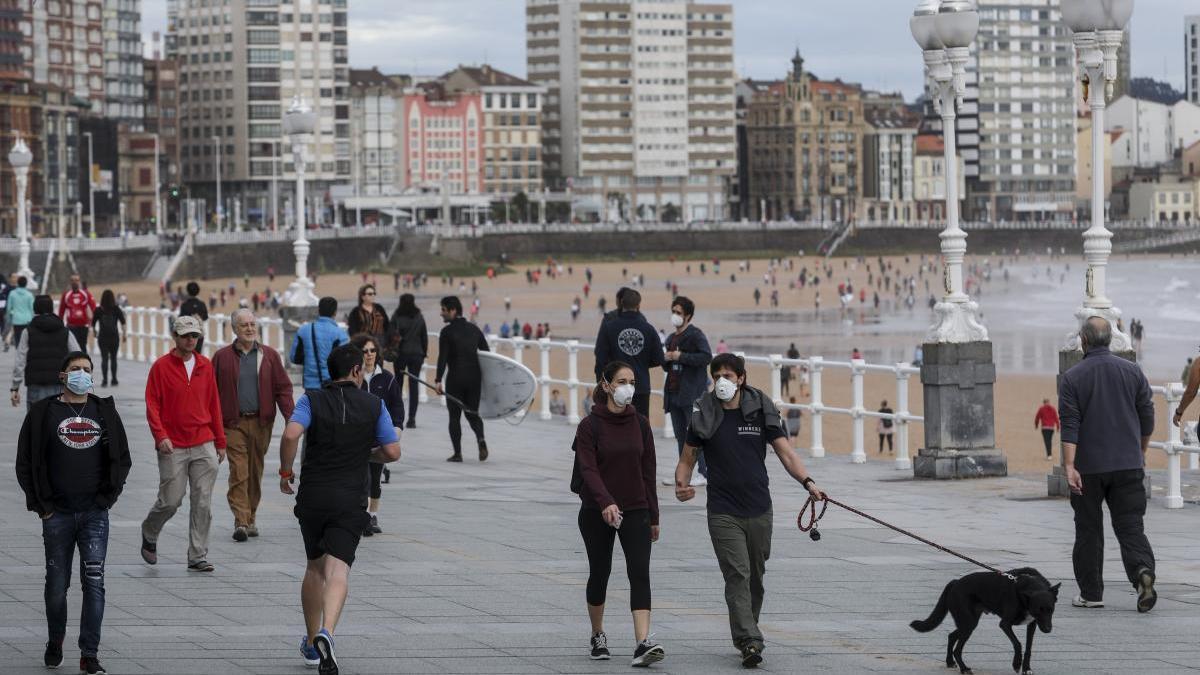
668, 404, 707, 477
42, 509, 109, 656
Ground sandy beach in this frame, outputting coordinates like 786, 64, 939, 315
98, 251, 1190, 478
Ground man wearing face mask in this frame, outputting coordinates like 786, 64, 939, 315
435, 296, 490, 462
594, 289, 663, 418
662, 296, 712, 487
675, 353, 825, 669
16, 352, 131, 675
279, 344, 401, 674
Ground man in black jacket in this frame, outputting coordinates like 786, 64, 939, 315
435, 296, 490, 462
1060, 316, 1157, 613
662, 296, 712, 486
15, 351, 132, 674
178, 281, 209, 352
594, 289, 663, 417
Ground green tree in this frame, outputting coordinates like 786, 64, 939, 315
661, 202, 681, 223
511, 191, 530, 222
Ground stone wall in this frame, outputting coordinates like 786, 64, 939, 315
0, 248, 155, 289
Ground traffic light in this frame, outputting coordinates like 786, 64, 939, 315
169, 185, 180, 199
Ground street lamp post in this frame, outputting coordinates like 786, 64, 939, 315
910, 0, 1005, 479
82, 131, 94, 238
282, 96, 319, 308
911, 0, 986, 343
8, 132, 34, 284
213, 136, 223, 232
1061, 0, 1133, 352
153, 134, 162, 234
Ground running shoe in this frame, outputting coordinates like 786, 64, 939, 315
1136, 568, 1157, 613
233, 526, 248, 542
741, 644, 763, 668
43, 640, 63, 668
369, 515, 382, 534
80, 656, 107, 674
589, 632, 611, 660
478, 440, 489, 461
246, 524, 259, 537
299, 635, 320, 668
313, 629, 338, 675
631, 639, 665, 667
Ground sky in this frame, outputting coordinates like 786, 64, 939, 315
141, 1, 1190, 100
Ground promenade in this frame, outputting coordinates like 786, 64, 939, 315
1, 350, 1198, 674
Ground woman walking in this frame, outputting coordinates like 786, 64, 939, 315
574, 361, 664, 667
91, 290, 126, 386
347, 284, 389, 346
387, 293, 428, 428
351, 334, 403, 535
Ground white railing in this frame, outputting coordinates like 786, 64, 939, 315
120, 307, 289, 363
193, 225, 396, 246
0, 234, 159, 252
1148, 383, 1200, 509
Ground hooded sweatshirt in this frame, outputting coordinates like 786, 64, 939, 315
573, 401, 659, 525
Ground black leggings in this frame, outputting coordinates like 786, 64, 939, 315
395, 354, 424, 423
878, 432, 893, 453
447, 379, 484, 453
1042, 429, 1055, 457
98, 341, 119, 383
578, 507, 652, 611
368, 462, 383, 500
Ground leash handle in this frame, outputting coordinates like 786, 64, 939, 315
796, 494, 828, 532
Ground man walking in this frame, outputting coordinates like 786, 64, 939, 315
291, 297, 350, 392
1034, 398, 1060, 460
279, 344, 401, 674
16, 351, 131, 675
11, 295, 81, 410
435, 296, 489, 462
1060, 316, 1157, 612
7, 274, 34, 348
141, 315, 228, 572
213, 309, 294, 542
674, 353, 825, 668
58, 274, 96, 353
661, 296, 711, 487
594, 289, 663, 418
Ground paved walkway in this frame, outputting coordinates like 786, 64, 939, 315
0, 350, 1198, 674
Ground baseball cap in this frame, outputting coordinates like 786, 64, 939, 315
174, 315, 204, 337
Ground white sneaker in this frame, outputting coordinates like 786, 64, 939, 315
1072, 594, 1104, 608
691, 475, 708, 487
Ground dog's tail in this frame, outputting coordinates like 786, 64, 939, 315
909, 581, 953, 632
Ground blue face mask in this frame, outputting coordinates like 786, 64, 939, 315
65, 369, 92, 395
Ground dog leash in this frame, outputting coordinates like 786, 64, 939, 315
798, 494, 1018, 582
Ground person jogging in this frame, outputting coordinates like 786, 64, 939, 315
434, 296, 489, 463
279, 344, 401, 675
674, 353, 825, 669
574, 360, 665, 667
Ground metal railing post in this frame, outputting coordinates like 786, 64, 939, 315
769, 353, 783, 404
809, 356, 825, 457
567, 339, 581, 425
512, 336, 525, 365
850, 358, 866, 464
894, 364, 913, 471
1166, 383, 1184, 509
539, 338, 552, 420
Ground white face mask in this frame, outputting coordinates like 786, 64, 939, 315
670, 313, 684, 328
611, 383, 635, 407
714, 376, 738, 401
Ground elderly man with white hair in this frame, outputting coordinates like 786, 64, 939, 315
212, 308, 295, 542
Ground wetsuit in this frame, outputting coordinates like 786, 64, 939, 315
435, 317, 489, 455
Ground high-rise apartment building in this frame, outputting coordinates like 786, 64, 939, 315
102, 0, 144, 126
526, 0, 736, 221
26, 0, 105, 114
1187, 16, 1199, 105
348, 68, 407, 197
400, 80, 484, 194
144, 56, 180, 219
954, 0, 1076, 221
172, 0, 350, 227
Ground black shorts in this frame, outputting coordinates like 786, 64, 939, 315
294, 504, 369, 566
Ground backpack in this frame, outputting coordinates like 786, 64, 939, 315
570, 413, 650, 494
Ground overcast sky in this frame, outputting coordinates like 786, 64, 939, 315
142, 1, 1190, 99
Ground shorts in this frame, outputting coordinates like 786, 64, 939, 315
294, 504, 369, 566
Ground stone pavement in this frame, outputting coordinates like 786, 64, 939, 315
0, 350, 1198, 675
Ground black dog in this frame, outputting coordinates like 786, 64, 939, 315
911, 567, 1060, 675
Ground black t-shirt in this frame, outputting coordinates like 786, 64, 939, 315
45, 398, 105, 512
687, 407, 786, 517
880, 407, 894, 429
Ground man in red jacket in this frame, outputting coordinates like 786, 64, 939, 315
140, 315, 228, 572
58, 275, 96, 353
212, 309, 294, 542
1034, 398, 1061, 461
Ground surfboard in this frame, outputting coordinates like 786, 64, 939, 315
477, 350, 537, 419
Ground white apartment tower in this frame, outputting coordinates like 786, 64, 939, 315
1187, 16, 1199, 104
526, 0, 736, 221
103, 0, 145, 127
172, 0, 350, 227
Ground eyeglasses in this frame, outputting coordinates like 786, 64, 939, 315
362, 348, 377, 354
363, 292, 376, 296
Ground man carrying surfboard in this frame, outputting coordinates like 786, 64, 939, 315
435, 296, 490, 462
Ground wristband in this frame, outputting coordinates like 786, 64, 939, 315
278, 468, 294, 479
801, 477, 815, 488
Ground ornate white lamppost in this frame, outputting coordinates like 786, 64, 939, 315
1061, 0, 1133, 352
8, 132, 35, 284
911, 0, 986, 343
283, 96, 319, 308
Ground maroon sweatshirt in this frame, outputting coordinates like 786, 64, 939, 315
574, 402, 659, 525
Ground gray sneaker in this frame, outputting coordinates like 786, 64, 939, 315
1136, 568, 1157, 613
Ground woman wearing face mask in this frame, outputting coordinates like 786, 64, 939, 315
573, 361, 665, 667
349, 334, 402, 536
